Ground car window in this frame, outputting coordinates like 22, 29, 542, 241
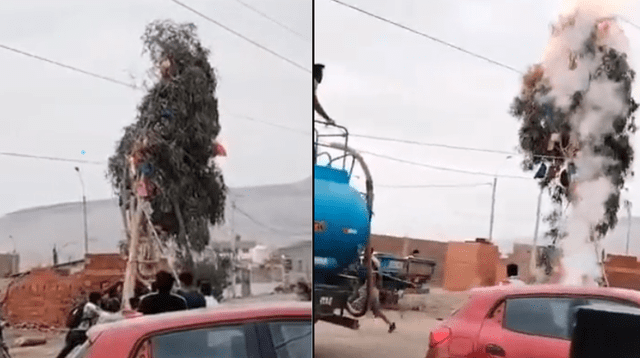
150, 324, 249, 358
133, 339, 152, 358
504, 297, 574, 339
267, 320, 312, 358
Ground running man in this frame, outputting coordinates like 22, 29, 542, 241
369, 273, 396, 333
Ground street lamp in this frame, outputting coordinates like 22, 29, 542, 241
74, 167, 89, 257
489, 156, 513, 240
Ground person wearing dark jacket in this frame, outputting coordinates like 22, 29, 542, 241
138, 271, 187, 315
57, 292, 106, 358
177, 272, 206, 309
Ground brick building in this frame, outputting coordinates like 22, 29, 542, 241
604, 254, 640, 290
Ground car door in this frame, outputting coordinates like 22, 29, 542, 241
476, 297, 572, 358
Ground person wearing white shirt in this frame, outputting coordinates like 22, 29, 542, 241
200, 282, 219, 307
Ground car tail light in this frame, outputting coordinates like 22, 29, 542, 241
429, 327, 451, 348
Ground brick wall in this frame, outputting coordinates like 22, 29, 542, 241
3, 254, 128, 327
604, 254, 640, 290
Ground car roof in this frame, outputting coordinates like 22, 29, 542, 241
456, 285, 640, 321
88, 300, 311, 340
470, 284, 640, 299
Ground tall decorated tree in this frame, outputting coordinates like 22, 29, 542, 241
107, 20, 227, 305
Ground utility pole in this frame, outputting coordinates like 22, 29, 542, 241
75, 167, 89, 256
489, 155, 512, 241
626, 200, 633, 255
530, 186, 544, 281
489, 177, 497, 240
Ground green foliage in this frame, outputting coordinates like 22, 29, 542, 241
107, 20, 226, 268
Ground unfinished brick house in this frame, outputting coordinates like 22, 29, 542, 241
3, 253, 127, 327
604, 254, 640, 290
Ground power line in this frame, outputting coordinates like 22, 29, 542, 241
170, 0, 309, 73
0, 44, 138, 90
328, 0, 522, 74
351, 133, 514, 155
231, 0, 309, 42
233, 205, 311, 236
0, 152, 106, 165
336, 146, 532, 179
350, 133, 565, 160
618, 16, 640, 31
377, 182, 493, 189
227, 113, 311, 135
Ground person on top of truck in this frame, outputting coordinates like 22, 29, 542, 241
313, 64, 335, 125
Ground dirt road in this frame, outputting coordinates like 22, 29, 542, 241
315, 311, 437, 358
314, 289, 470, 358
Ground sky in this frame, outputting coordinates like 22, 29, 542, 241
0, 0, 311, 217
315, 0, 640, 252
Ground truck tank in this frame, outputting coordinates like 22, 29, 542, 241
314, 165, 370, 285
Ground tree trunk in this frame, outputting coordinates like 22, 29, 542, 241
122, 197, 142, 310
172, 197, 194, 271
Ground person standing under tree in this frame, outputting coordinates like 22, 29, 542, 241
138, 271, 187, 315
177, 272, 206, 309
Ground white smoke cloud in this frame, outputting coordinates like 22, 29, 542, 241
538, 4, 634, 286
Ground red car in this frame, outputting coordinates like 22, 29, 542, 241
426, 285, 640, 358
70, 301, 311, 358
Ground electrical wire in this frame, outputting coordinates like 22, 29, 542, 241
170, 0, 309, 73
328, 0, 522, 74
350, 133, 566, 160
0, 44, 138, 90
377, 182, 493, 188
231, 0, 309, 42
233, 205, 311, 236
227, 113, 311, 135
0, 152, 106, 165
0, 43, 309, 164
618, 16, 640, 31
323, 145, 532, 179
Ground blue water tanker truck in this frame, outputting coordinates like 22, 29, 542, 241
314, 119, 375, 329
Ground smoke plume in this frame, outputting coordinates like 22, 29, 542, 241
510, 4, 637, 285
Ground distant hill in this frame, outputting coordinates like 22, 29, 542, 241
0, 177, 311, 270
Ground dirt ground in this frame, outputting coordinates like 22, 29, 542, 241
315, 288, 470, 358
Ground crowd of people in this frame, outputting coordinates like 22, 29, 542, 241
57, 270, 219, 358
